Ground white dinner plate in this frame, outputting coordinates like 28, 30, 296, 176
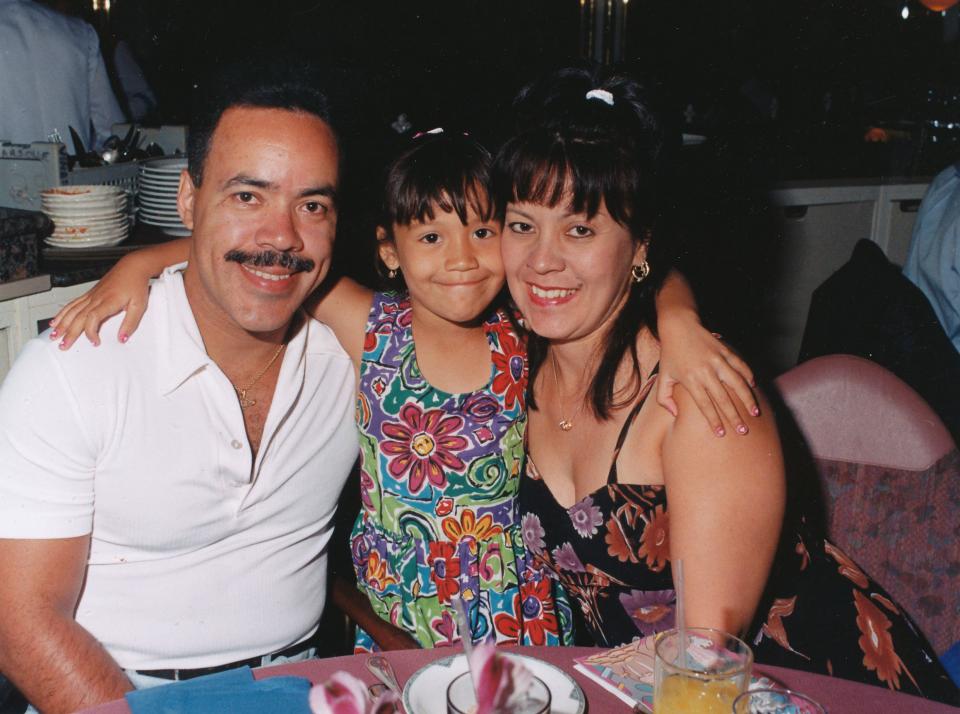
141, 218, 187, 229
41, 185, 125, 199
403, 653, 586, 714
160, 226, 192, 237
141, 157, 188, 171
51, 227, 128, 241
139, 176, 180, 189
138, 205, 181, 218
137, 194, 178, 208
45, 234, 128, 248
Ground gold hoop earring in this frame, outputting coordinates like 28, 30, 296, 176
630, 261, 650, 284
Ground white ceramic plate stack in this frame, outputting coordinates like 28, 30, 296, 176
40, 185, 130, 248
138, 157, 190, 236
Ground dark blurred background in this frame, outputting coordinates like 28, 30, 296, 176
68, 0, 960, 179
52, 0, 960, 362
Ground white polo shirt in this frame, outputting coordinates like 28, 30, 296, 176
0, 265, 358, 669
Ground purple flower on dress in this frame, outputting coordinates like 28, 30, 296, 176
521, 513, 546, 554
551, 542, 585, 573
619, 588, 676, 636
568, 496, 604, 538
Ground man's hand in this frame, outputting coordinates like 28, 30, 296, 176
0, 537, 132, 713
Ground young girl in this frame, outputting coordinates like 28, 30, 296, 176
50, 131, 757, 651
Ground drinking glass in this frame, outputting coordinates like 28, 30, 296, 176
732, 688, 826, 713
653, 627, 753, 714
445, 671, 551, 714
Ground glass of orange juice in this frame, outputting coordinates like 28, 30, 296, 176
653, 628, 753, 713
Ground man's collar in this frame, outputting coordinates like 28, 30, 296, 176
156, 263, 311, 397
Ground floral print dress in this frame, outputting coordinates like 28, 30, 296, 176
351, 292, 571, 652
519, 371, 959, 704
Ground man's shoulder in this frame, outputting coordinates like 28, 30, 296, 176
303, 314, 352, 360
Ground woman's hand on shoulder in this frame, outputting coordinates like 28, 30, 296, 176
49, 253, 153, 350
657, 310, 758, 437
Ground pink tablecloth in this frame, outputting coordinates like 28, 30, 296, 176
76, 646, 959, 713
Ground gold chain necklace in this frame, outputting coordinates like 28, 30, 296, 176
232, 343, 286, 410
551, 351, 585, 432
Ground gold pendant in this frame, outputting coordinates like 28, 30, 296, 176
236, 388, 256, 410
558, 419, 574, 431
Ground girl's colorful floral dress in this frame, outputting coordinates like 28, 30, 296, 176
351, 292, 571, 651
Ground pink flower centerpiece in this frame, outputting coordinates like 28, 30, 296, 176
308, 671, 398, 714
469, 641, 535, 714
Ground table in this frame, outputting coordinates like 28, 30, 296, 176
76, 646, 958, 713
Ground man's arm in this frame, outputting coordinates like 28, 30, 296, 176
0, 536, 132, 714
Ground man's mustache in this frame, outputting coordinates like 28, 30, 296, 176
224, 250, 316, 273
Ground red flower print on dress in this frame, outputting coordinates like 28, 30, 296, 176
381, 403, 468, 493
637, 505, 670, 572
760, 596, 809, 659
824, 540, 869, 588
604, 515, 639, 563
493, 577, 560, 646
428, 541, 462, 604
490, 329, 527, 411
853, 590, 919, 691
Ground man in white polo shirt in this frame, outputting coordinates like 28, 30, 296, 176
0, 64, 358, 713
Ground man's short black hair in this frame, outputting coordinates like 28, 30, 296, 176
187, 58, 338, 187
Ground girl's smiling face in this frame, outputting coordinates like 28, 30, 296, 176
502, 196, 646, 346
378, 199, 505, 330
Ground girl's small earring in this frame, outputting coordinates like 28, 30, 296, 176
630, 260, 650, 284
388, 268, 400, 279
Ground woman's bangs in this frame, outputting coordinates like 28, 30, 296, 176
504, 137, 634, 227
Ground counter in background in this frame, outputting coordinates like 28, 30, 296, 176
0, 224, 179, 383
0, 277, 97, 382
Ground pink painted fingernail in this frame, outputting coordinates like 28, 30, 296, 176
715, 426, 726, 437
50, 329, 58, 338
737, 424, 749, 435
751, 406, 760, 417
59, 339, 67, 349
119, 333, 128, 344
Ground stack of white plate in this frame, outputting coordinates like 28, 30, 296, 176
138, 157, 190, 236
40, 185, 129, 248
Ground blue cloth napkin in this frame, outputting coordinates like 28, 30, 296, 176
125, 666, 313, 714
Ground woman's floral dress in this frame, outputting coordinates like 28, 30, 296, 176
351, 292, 571, 651
519, 371, 959, 704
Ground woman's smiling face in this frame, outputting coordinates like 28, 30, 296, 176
501, 195, 646, 346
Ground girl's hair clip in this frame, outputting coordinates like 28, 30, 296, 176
585, 88, 615, 106
412, 127, 445, 139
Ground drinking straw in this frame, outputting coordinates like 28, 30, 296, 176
675, 558, 688, 669
452, 596, 474, 659
453, 596, 480, 697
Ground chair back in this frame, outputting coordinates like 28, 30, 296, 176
775, 354, 960, 654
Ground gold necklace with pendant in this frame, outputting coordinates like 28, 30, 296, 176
551, 350, 585, 432
232, 343, 285, 410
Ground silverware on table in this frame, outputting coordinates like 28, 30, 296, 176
366, 654, 403, 695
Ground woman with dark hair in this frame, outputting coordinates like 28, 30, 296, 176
497, 65, 959, 704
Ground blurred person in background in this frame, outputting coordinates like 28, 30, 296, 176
0, 0, 124, 152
